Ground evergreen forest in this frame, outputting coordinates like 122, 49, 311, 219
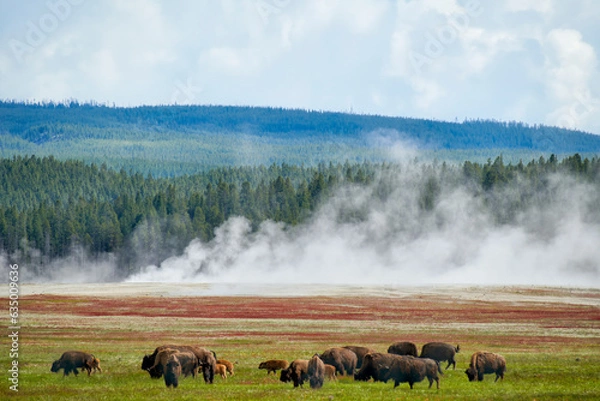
1, 153, 598, 279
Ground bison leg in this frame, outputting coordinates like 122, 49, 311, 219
408, 381, 414, 389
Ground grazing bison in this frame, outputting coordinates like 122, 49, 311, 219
152, 349, 199, 384
385, 356, 441, 389
142, 345, 215, 383
342, 346, 377, 369
164, 354, 182, 388
324, 364, 337, 381
259, 359, 289, 374
388, 341, 418, 357
307, 354, 326, 389
280, 359, 309, 388
217, 359, 234, 376
51, 351, 99, 377
354, 352, 403, 382
319, 347, 357, 376
465, 352, 506, 382
419, 342, 460, 370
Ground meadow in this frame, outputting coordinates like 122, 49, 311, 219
3, 284, 599, 400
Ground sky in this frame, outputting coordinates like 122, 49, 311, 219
0, 0, 599, 134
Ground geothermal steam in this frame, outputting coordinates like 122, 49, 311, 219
127, 165, 600, 287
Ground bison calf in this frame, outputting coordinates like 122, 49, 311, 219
259, 359, 289, 374
217, 359, 235, 376
324, 364, 337, 381
215, 363, 228, 380
51, 351, 99, 377
465, 352, 506, 382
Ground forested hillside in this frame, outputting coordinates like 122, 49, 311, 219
1, 154, 598, 278
1, 101, 599, 176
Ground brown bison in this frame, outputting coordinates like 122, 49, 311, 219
215, 363, 228, 380
354, 352, 403, 382
279, 359, 309, 388
419, 342, 460, 370
319, 347, 357, 376
342, 345, 377, 369
324, 364, 337, 381
89, 357, 102, 373
259, 359, 289, 374
142, 345, 215, 383
217, 359, 234, 376
388, 341, 418, 357
385, 356, 441, 389
151, 349, 199, 382
465, 352, 506, 382
307, 354, 326, 389
164, 353, 182, 388
51, 351, 100, 377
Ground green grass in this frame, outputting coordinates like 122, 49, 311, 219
5, 352, 600, 400
3, 291, 599, 400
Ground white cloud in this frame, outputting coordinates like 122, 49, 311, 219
505, 0, 554, 15
0, 0, 599, 133
543, 28, 599, 129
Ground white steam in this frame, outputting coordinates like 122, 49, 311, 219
127, 167, 600, 287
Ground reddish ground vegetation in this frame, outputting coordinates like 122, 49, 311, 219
23, 293, 599, 326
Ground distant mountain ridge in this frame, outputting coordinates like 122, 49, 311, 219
0, 101, 599, 176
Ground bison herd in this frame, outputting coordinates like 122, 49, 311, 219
51, 341, 505, 391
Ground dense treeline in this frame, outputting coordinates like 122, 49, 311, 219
1, 154, 598, 277
2, 101, 600, 177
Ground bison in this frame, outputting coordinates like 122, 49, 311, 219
89, 357, 102, 374
164, 354, 182, 388
385, 356, 441, 389
342, 345, 377, 369
217, 359, 235, 376
388, 341, 418, 357
419, 342, 460, 370
151, 349, 199, 388
259, 359, 289, 374
319, 347, 357, 376
152, 349, 198, 378
215, 363, 228, 380
465, 351, 506, 382
354, 352, 403, 382
51, 351, 100, 377
307, 354, 326, 389
324, 364, 337, 381
280, 359, 309, 388
142, 345, 215, 383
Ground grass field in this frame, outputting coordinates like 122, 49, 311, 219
3, 284, 599, 400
